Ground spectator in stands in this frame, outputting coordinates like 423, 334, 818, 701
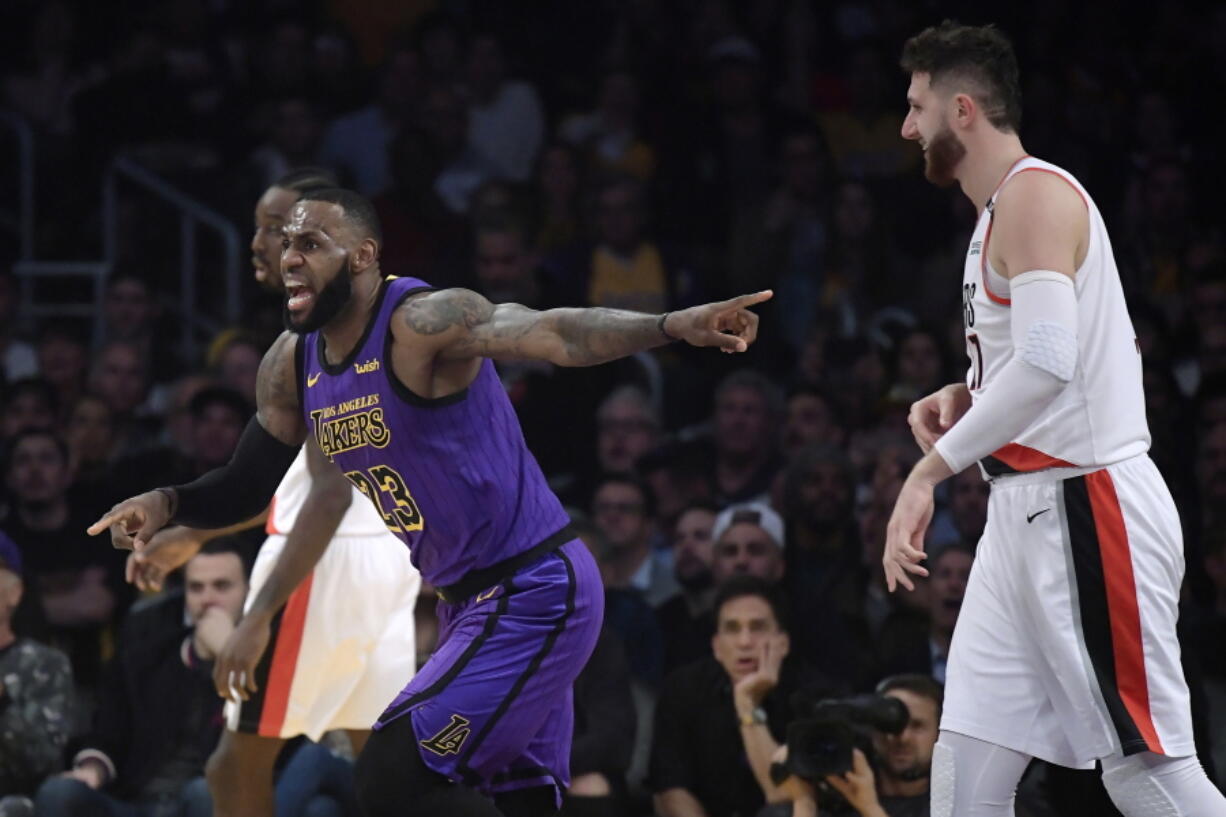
420, 83, 499, 215
657, 502, 719, 673
946, 467, 990, 546
573, 518, 663, 690
111, 386, 250, 506
880, 543, 974, 684
1, 378, 59, 439
563, 628, 636, 817
88, 340, 158, 458
651, 576, 830, 817
816, 45, 918, 180
36, 326, 90, 414
596, 385, 661, 475
710, 369, 784, 505
64, 394, 120, 511
101, 274, 178, 386
887, 326, 949, 406
546, 173, 700, 313
534, 141, 585, 255
781, 443, 871, 683
1, 429, 123, 686
560, 68, 656, 181
710, 501, 787, 585
317, 40, 424, 196
247, 96, 325, 192
207, 331, 262, 407
33, 540, 248, 817
159, 375, 217, 464
730, 125, 829, 351
775, 674, 942, 817
637, 442, 717, 536
782, 385, 845, 459
0, 532, 73, 809
591, 473, 677, 607
465, 30, 545, 181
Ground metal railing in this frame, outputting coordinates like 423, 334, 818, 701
0, 110, 34, 261
103, 156, 242, 362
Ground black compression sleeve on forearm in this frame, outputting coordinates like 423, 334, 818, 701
169, 417, 299, 528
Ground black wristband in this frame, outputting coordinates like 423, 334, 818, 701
658, 312, 679, 342
154, 487, 178, 521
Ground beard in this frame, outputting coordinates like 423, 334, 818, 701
676, 561, 714, 592
923, 120, 967, 187
284, 262, 354, 335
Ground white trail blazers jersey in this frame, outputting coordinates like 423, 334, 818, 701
266, 447, 393, 537
960, 156, 1150, 477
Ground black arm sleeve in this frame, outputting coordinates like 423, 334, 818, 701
169, 417, 299, 528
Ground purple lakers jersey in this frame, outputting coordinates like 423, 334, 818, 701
299, 276, 572, 586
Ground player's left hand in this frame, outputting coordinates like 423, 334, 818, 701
825, 749, 885, 815
213, 611, 272, 703
125, 526, 206, 592
883, 474, 934, 592
665, 290, 773, 353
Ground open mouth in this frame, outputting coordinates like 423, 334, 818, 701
942, 597, 962, 612
736, 657, 759, 674
284, 281, 315, 313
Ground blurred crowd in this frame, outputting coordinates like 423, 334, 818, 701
2, 0, 1225, 815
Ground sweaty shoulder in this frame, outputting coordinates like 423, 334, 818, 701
256, 331, 307, 446
991, 170, 1089, 279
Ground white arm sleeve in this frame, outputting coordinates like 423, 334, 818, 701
933, 270, 1079, 474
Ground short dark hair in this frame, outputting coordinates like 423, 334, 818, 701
2, 377, 59, 415
273, 166, 339, 195
876, 673, 944, 721
188, 386, 252, 423
297, 187, 384, 245
197, 535, 254, 579
714, 574, 789, 632
900, 21, 1022, 133
3, 428, 70, 475
591, 472, 657, 519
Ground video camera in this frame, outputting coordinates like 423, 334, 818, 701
770, 693, 909, 813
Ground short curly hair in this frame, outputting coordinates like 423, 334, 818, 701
901, 21, 1022, 133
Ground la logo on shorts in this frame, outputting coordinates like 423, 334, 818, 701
420, 714, 472, 756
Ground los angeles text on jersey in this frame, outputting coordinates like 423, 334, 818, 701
310, 393, 390, 456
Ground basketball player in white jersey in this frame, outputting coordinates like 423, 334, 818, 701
125, 170, 421, 817
880, 22, 1226, 816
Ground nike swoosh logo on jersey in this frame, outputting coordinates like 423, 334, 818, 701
1026, 508, 1051, 523
475, 586, 499, 603
306, 372, 321, 387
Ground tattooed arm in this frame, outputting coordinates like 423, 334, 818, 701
396, 288, 773, 367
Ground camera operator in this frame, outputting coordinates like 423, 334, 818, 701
650, 575, 834, 817
773, 674, 941, 817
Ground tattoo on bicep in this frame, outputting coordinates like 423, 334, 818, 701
256, 333, 304, 441
403, 289, 495, 336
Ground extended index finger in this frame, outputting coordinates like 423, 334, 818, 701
87, 510, 127, 537
717, 289, 773, 311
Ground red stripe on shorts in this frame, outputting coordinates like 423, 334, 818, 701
1085, 470, 1165, 754
258, 571, 314, 736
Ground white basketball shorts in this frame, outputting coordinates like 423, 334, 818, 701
942, 454, 1195, 769
225, 531, 420, 740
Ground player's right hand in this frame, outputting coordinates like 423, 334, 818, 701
908, 383, 972, 453
87, 490, 174, 551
